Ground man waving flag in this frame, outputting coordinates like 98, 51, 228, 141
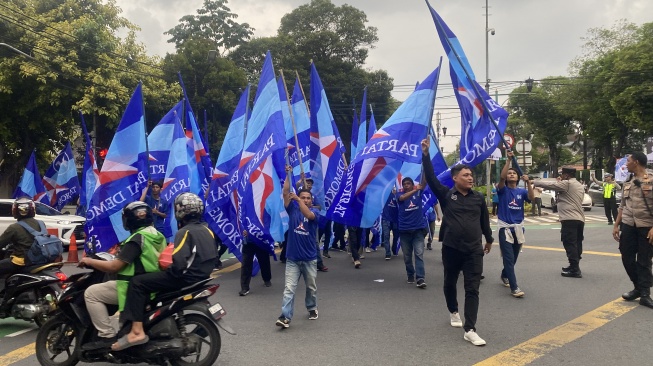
326, 64, 442, 228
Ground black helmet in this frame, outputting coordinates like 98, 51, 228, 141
174, 193, 204, 222
122, 201, 153, 232
12, 197, 35, 219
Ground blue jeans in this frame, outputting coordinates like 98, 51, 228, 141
499, 228, 522, 291
280, 259, 317, 320
382, 219, 399, 256
399, 229, 426, 280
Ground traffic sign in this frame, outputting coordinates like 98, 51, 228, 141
516, 155, 533, 166
503, 134, 514, 149
515, 140, 532, 154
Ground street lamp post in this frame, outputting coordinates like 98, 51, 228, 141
484, 0, 495, 204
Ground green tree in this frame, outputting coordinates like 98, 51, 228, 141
508, 80, 573, 177
161, 38, 248, 158
164, 0, 253, 56
229, 0, 392, 159
0, 0, 177, 196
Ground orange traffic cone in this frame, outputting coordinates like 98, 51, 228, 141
67, 233, 79, 263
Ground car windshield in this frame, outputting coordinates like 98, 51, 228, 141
35, 202, 63, 216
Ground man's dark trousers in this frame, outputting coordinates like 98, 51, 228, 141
604, 196, 618, 223
560, 220, 584, 270
619, 224, 653, 295
240, 243, 272, 291
442, 245, 483, 332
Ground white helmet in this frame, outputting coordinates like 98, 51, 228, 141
174, 193, 204, 222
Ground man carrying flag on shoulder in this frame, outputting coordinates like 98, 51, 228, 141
397, 176, 428, 288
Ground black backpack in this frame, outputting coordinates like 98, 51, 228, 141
17, 221, 64, 265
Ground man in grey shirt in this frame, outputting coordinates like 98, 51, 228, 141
534, 167, 585, 278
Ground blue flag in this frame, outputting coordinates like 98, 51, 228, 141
79, 113, 100, 216
326, 65, 441, 228
148, 101, 189, 239
309, 63, 348, 215
435, 67, 508, 187
426, 0, 508, 186
184, 99, 212, 197
237, 51, 287, 252
289, 79, 312, 183
42, 142, 81, 210
206, 85, 249, 262
13, 151, 49, 205
86, 84, 148, 252
350, 109, 360, 160
368, 110, 378, 141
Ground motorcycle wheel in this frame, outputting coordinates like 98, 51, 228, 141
35, 315, 80, 366
34, 287, 58, 327
171, 314, 221, 366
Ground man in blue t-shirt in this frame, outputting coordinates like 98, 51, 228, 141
497, 151, 534, 298
382, 187, 399, 260
276, 166, 320, 329
139, 180, 172, 241
397, 177, 428, 288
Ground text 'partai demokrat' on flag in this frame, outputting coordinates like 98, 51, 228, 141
326, 63, 443, 228
85, 83, 148, 252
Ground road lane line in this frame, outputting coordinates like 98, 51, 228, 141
475, 298, 637, 366
522, 245, 620, 257
0, 343, 35, 365
6, 327, 36, 337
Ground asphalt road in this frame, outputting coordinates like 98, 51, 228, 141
2, 210, 652, 366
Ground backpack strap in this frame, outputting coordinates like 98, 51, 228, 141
17, 220, 47, 235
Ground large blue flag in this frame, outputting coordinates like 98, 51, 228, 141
434, 68, 508, 187
184, 99, 212, 197
148, 101, 189, 239
42, 142, 81, 210
147, 101, 183, 184
309, 63, 348, 215
350, 109, 360, 160
289, 79, 311, 183
426, 0, 508, 186
86, 84, 148, 252
206, 85, 249, 262
79, 113, 99, 216
326, 65, 441, 228
13, 151, 49, 205
367, 110, 377, 141
237, 51, 287, 252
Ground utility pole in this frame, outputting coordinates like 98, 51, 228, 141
484, 0, 494, 205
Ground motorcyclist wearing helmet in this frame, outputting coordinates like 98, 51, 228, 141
78, 201, 167, 349
113, 193, 218, 351
0, 197, 43, 280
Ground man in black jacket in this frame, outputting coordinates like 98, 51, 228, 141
421, 139, 493, 346
112, 193, 217, 351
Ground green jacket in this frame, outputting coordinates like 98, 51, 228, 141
116, 226, 167, 311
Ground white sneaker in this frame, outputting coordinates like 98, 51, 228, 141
464, 330, 487, 346
450, 312, 463, 328
365, 247, 371, 253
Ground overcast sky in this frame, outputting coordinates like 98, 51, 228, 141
114, 0, 653, 152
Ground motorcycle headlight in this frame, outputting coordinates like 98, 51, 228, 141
57, 220, 71, 225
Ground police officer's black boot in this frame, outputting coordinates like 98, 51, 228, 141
622, 288, 641, 301
639, 289, 653, 309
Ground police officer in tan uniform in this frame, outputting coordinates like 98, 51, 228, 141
612, 151, 653, 309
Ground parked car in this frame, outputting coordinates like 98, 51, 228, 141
0, 198, 85, 247
587, 182, 622, 207
540, 190, 592, 212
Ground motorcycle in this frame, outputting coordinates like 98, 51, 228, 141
0, 244, 67, 327
35, 251, 235, 366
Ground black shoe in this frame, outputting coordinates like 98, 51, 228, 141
640, 295, 653, 309
264, 281, 272, 287
622, 289, 641, 301
561, 270, 582, 278
480, 275, 485, 280
239, 289, 250, 296
407, 276, 415, 284
322, 251, 331, 258
561, 266, 572, 272
427, 244, 433, 250
82, 336, 118, 350
416, 279, 427, 288
317, 266, 329, 272
608, 222, 613, 225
